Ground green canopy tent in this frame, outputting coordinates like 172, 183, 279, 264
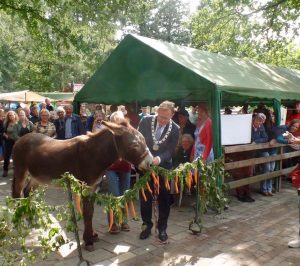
74, 34, 300, 158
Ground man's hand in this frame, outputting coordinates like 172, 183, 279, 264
152, 156, 161, 166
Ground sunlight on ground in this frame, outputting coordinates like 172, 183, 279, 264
162, 251, 261, 266
0, 181, 7, 186
113, 244, 130, 254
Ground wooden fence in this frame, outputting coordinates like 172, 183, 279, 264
223, 142, 300, 191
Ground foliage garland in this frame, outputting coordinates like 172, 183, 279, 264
0, 157, 228, 265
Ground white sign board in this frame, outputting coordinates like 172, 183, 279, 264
280, 106, 287, 125
221, 114, 252, 145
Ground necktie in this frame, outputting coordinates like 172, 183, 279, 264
155, 125, 163, 140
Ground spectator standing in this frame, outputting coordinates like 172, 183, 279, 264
176, 108, 196, 141
86, 104, 103, 131
29, 105, 39, 124
139, 106, 148, 119
54, 106, 66, 140
188, 106, 198, 125
125, 103, 140, 128
2, 111, 18, 177
91, 111, 106, 133
80, 114, 88, 130
251, 113, 274, 196
64, 104, 86, 139
286, 102, 300, 137
14, 110, 34, 140
45, 98, 54, 112
192, 103, 214, 162
104, 111, 132, 234
138, 101, 179, 243
0, 109, 5, 162
33, 109, 56, 138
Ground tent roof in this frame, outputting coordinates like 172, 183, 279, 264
75, 34, 300, 105
40, 92, 74, 102
0, 90, 54, 103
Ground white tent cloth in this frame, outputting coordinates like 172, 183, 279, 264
0, 90, 54, 102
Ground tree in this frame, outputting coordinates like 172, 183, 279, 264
191, 0, 300, 69
122, 0, 192, 46
0, 0, 147, 91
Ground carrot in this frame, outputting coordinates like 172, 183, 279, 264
141, 188, 147, 202
194, 167, 198, 185
174, 175, 179, 193
165, 178, 170, 191
108, 208, 114, 231
119, 208, 123, 225
187, 171, 192, 191
156, 175, 160, 194
189, 171, 192, 190
130, 200, 137, 220
75, 194, 82, 215
124, 202, 129, 220
146, 182, 153, 194
151, 171, 158, 184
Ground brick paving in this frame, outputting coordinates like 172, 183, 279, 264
1, 167, 300, 266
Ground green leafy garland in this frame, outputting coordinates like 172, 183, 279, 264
0, 157, 228, 265
55, 157, 229, 228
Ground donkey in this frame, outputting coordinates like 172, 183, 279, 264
12, 120, 153, 250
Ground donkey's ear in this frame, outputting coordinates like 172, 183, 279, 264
102, 120, 124, 135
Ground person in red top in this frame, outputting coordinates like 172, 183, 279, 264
105, 111, 132, 234
124, 103, 140, 129
287, 102, 300, 137
191, 103, 214, 162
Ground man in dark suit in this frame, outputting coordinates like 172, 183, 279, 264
64, 104, 86, 139
138, 100, 179, 243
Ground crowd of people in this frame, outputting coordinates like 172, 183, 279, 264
1, 98, 300, 243
226, 102, 300, 203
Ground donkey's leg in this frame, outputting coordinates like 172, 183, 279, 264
12, 166, 27, 198
82, 196, 95, 251
23, 179, 39, 198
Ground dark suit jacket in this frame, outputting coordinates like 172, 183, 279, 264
138, 115, 179, 169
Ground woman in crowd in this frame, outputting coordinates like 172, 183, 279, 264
251, 113, 274, 196
92, 111, 106, 133
33, 109, 56, 138
192, 103, 214, 162
2, 111, 18, 177
54, 106, 66, 140
272, 119, 300, 145
0, 109, 5, 162
15, 109, 34, 140
105, 111, 131, 234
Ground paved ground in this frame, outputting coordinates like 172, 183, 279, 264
1, 167, 300, 266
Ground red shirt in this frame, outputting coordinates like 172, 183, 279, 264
286, 112, 300, 137
191, 118, 213, 161
107, 159, 131, 172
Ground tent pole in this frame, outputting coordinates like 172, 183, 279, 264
211, 88, 222, 186
273, 99, 281, 126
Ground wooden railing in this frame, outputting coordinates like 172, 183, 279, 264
223, 142, 300, 191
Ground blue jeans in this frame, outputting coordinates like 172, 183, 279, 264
258, 151, 275, 193
105, 170, 131, 197
105, 170, 131, 224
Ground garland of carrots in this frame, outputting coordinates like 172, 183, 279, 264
59, 157, 227, 228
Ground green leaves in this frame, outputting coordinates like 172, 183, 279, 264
0, 188, 68, 265
191, 0, 300, 70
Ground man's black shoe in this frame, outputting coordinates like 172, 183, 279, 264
245, 195, 255, 202
237, 195, 247, 202
139, 227, 151, 240
158, 230, 168, 243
